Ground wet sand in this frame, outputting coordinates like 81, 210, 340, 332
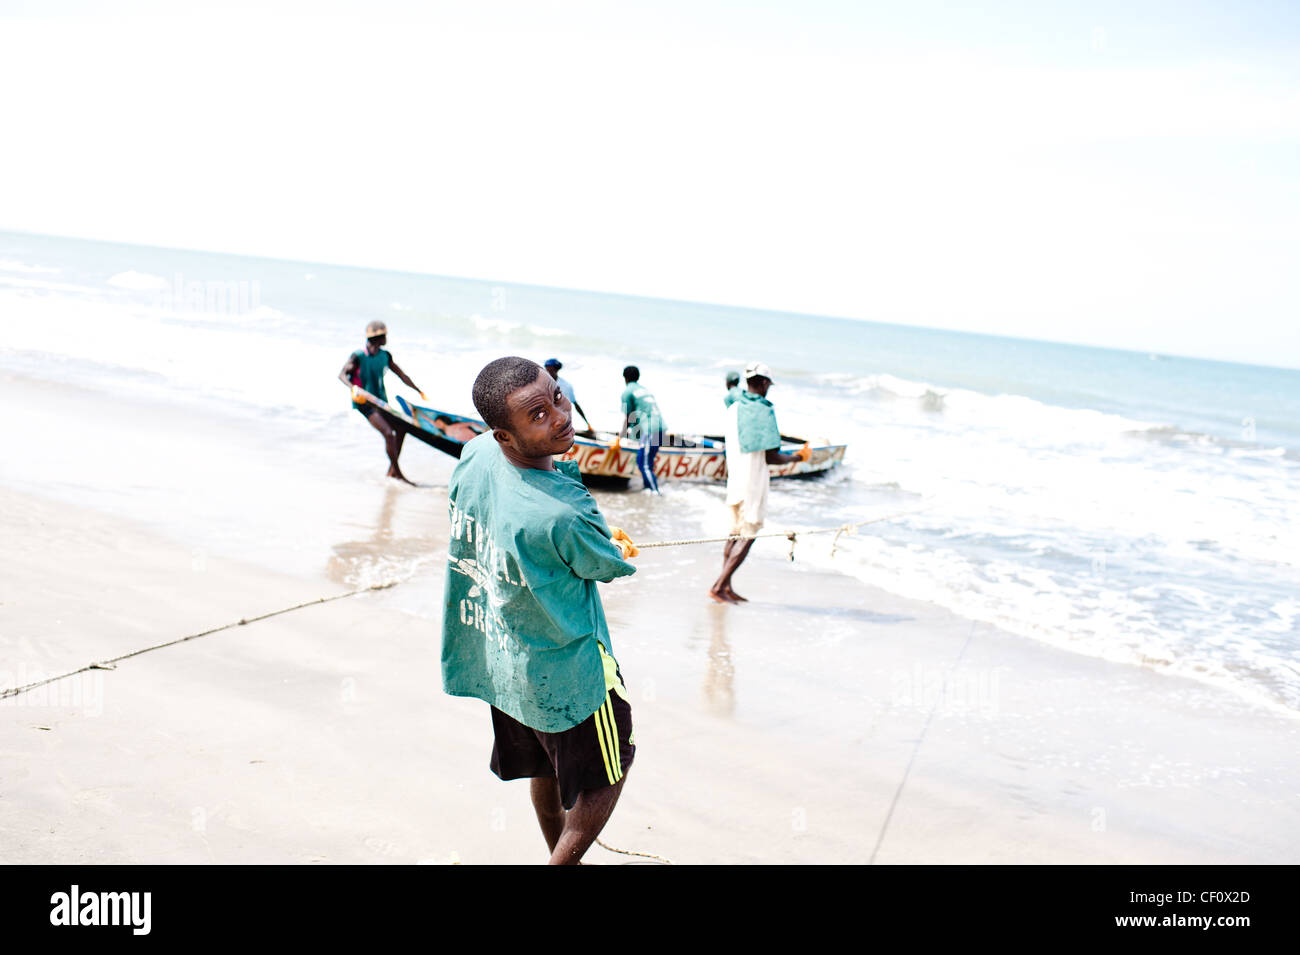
2, 483, 1296, 864
2, 369, 1297, 864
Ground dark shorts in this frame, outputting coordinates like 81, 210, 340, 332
489, 691, 635, 811
354, 402, 378, 420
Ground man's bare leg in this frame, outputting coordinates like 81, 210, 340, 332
707, 539, 739, 603
530, 777, 565, 854
708, 537, 754, 603
367, 412, 416, 485
547, 777, 627, 865
724, 535, 753, 600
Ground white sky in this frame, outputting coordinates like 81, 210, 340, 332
2, 0, 1298, 368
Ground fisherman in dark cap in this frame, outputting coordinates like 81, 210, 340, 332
619, 365, 665, 494
723, 370, 743, 408
543, 358, 593, 434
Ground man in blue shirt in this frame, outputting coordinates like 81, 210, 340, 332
543, 357, 593, 433
442, 356, 640, 864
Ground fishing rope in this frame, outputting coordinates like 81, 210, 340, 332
636, 505, 932, 558
595, 838, 675, 865
0, 582, 397, 702
1, 507, 925, 702
868, 619, 978, 865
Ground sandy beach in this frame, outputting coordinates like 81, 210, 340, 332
4, 0, 1300, 883
3, 365, 1296, 864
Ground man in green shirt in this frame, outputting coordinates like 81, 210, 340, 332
337, 320, 425, 485
619, 365, 665, 493
709, 361, 809, 604
442, 356, 640, 865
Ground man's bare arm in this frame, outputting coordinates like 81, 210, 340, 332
387, 358, 423, 396
339, 355, 358, 386
765, 448, 803, 465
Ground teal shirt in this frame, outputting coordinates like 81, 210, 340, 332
736, 390, 782, 453
723, 386, 743, 408
441, 434, 637, 732
620, 382, 664, 440
352, 347, 391, 402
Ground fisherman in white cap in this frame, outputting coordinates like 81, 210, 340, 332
338, 320, 427, 485
708, 361, 810, 603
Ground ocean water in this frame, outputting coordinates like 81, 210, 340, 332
2, 230, 1298, 715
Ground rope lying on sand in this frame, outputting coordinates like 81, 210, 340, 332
595, 838, 674, 865
869, 619, 978, 865
0, 583, 399, 702
1, 504, 926, 864
1, 505, 927, 702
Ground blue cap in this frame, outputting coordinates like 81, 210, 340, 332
544, 358, 561, 368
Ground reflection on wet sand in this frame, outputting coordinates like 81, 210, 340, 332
703, 602, 735, 717
326, 484, 441, 588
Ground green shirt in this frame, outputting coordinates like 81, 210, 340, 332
620, 382, 664, 440
351, 347, 391, 403
723, 385, 743, 408
736, 390, 782, 453
441, 434, 637, 732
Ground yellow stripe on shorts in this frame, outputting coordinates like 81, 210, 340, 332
604, 696, 622, 777
594, 697, 617, 785
593, 694, 621, 785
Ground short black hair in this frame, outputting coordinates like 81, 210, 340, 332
725, 371, 740, 387
623, 365, 640, 382
473, 356, 543, 431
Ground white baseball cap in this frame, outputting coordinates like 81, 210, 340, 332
743, 361, 773, 381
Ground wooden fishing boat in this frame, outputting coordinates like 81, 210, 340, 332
349, 387, 847, 484
348, 387, 487, 458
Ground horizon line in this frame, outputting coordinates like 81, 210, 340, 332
3, 226, 1298, 375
